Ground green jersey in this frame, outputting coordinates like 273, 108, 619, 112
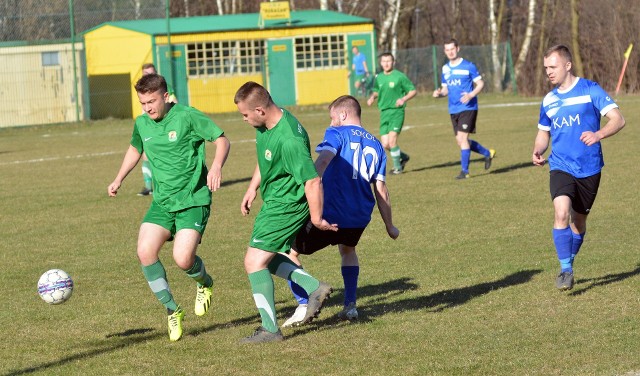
256, 109, 317, 213
373, 70, 416, 111
131, 104, 224, 212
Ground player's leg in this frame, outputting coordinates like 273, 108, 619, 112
139, 152, 153, 196
281, 250, 310, 328
338, 244, 360, 321
569, 172, 600, 267
137, 219, 185, 341
173, 206, 214, 317
455, 130, 471, 178
550, 171, 576, 290
242, 246, 284, 343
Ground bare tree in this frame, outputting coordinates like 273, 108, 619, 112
534, 0, 550, 94
319, 0, 328, 10
489, 0, 502, 91
216, 0, 224, 15
570, 0, 584, 77
514, 0, 535, 80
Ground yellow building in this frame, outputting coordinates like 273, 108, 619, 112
83, 9, 375, 119
0, 41, 85, 127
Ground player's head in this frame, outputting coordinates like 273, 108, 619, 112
379, 52, 395, 73
444, 38, 460, 61
234, 81, 276, 128
135, 74, 170, 120
142, 63, 157, 76
352, 46, 359, 55
328, 95, 361, 126
543, 44, 573, 86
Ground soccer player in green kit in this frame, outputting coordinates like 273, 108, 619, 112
234, 81, 336, 343
108, 73, 230, 341
367, 52, 417, 174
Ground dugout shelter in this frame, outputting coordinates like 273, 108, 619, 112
83, 9, 375, 119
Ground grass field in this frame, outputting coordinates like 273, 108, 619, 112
1, 93, 639, 375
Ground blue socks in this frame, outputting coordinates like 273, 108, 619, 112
571, 232, 585, 265
553, 227, 573, 272
460, 149, 471, 173
288, 280, 309, 305
342, 266, 359, 306
469, 139, 490, 157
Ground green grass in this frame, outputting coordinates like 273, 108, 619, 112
1, 94, 639, 375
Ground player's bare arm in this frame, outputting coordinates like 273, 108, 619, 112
374, 180, 399, 239
580, 108, 625, 146
108, 145, 142, 196
396, 89, 417, 107
207, 135, 231, 192
532, 130, 550, 166
314, 150, 336, 176
367, 92, 378, 106
241, 164, 261, 216
461, 79, 484, 104
304, 177, 338, 231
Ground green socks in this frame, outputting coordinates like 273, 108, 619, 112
268, 253, 320, 294
186, 255, 213, 288
390, 146, 402, 170
141, 260, 178, 311
248, 269, 278, 332
142, 160, 152, 190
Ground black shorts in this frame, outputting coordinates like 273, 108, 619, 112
549, 170, 601, 215
293, 221, 366, 255
450, 110, 478, 134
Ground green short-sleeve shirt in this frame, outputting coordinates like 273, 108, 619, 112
131, 104, 224, 212
373, 70, 416, 111
250, 109, 318, 252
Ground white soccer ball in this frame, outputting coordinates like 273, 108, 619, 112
37, 269, 74, 304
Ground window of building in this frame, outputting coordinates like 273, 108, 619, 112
295, 35, 345, 70
42, 51, 60, 66
186, 40, 264, 77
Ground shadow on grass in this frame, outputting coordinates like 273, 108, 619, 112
287, 269, 542, 339
569, 264, 640, 296
4, 314, 261, 375
220, 176, 252, 188
407, 159, 533, 176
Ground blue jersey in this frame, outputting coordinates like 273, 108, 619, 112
316, 125, 387, 228
441, 58, 482, 114
538, 78, 618, 178
352, 53, 367, 75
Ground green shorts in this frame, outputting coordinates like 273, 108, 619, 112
250, 201, 309, 253
143, 201, 210, 237
354, 73, 366, 83
380, 108, 405, 136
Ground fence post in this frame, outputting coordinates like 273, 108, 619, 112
506, 41, 517, 95
69, 0, 80, 122
432, 45, 438, 89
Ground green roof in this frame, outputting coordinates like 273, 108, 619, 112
88, 10, 372, 36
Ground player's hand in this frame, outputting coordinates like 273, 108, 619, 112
395, 98, 406, 107
433, 88, 441, 98
107, 181, 120, 197
580, 131, 602, 146
386, 225, 400, 240
241, 190, 257, 216
313, 218, 338, 232
460, 92, 472, 104
207, 165, 222, 192
367, 96, 375, 106
532, 151, 546, 166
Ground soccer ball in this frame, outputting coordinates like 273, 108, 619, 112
37, 269, 73, 304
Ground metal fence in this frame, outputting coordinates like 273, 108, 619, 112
0, 1, 515, 128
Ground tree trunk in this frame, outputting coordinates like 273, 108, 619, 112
514, 0, 536, 80
390, 0, 401, 56
378, 0, 396, 52
216, 0, 224, 15
183, 0, 190, 17
534, 0, 549, 94
570, 0, 584, 77
489, 0, 502, 91
319, 0, 328, 10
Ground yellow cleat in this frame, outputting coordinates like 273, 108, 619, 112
194, 285, 212, 316
167, 306, 185, 341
